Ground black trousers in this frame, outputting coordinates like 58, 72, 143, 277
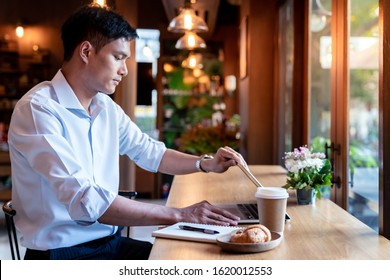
24, 228, 153, 260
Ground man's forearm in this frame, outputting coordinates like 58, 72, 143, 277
98, 195, 181, 226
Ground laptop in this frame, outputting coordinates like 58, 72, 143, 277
218, 164, 291, 224
216, 202, 291, 224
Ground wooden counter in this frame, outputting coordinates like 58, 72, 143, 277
149, 165, 390, 259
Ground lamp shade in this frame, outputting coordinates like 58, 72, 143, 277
175, 31, 206, 50
168, 2, 208, 33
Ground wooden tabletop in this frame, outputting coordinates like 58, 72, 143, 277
149, 165, 390, 260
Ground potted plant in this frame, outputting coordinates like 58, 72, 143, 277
282, 146, 332, 204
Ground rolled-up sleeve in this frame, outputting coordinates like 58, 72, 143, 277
117, 105, 167, 172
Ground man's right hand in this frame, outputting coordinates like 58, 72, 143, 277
178, 200, 240, 226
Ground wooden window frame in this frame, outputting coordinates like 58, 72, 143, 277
379, 0, 390, 239
286, 0, 390, 238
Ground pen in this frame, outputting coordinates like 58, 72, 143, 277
179, 225, 220, 234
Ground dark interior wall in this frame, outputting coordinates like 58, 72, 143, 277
0, 0, 90, 25
0, 0, 240, 118
0, 0, 91, 76
137, 0, 168, 30
0, 0, 239, 78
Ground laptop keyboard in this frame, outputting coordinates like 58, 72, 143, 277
237, 203, 258, 219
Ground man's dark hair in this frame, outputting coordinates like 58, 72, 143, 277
61, 4, 138, 61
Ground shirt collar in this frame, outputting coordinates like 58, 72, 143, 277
52, 70, 85, 110
51, 70, 105, 118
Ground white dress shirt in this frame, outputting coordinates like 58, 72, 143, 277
8, 70, 167, 250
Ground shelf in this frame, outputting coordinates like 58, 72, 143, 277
0, 95, 21, 99
0, 108, 14, 112
0, 48, 51, 142
0, 49, 18, 54
0, 68, 20, 75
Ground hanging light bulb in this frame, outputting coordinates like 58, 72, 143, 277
175, 31, 206, 50
193, 67, 203, 78
15, 25, 24, 38
188, 55, 197, 68
182, 52, 203, 69
142, 43, 154, 58
94, 0, 106, 7
163, 63, 175, 73
167, 0, 208, 33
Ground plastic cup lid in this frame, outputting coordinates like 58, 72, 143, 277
255, 187, 289, 199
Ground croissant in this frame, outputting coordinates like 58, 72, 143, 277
230, 224, 272, 243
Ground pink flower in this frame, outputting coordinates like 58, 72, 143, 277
284, 146, 326, 174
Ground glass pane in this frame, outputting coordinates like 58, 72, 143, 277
278, 0, 294, 160
348, 0, 379, 232
308, 0, 332, 198
134, 29, 160, 139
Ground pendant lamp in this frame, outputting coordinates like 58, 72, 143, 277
168, 0, 209, 33
182, 52, 203, 69
175, 31, 206, 50
93, 0, 107, 6
15, 24, 24, 38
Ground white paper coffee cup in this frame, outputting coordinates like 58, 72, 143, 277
255, 187, 289, 234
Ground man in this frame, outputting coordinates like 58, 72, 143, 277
8, 4, 245, 260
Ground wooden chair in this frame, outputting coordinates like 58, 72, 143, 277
2, 200, 20, 260
2, 191, 137, 260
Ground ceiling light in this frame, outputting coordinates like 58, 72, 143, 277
175, 31, 206, 50
182, 52, 203, 69
142, 43, 154, 58
167, 0, 209, 33
224, 75, 236, 94
193, 68, 203, 78
163, 63, 175, 73
93, 0, 106, 7
15, 25, 24, 38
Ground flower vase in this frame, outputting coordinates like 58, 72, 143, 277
296, 188, 315, 205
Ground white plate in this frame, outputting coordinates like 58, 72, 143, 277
216, 231, 282, 253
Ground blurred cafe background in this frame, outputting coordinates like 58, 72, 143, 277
1, 0, 390, 243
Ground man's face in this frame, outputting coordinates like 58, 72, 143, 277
87, 37, 130, 95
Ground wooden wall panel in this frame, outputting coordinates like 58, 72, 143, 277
239, 0, 277, 164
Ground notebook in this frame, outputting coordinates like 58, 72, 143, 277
152, 222, 241, 243
215, 203, 291, 224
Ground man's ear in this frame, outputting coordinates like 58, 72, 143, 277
79, 41, 93, 63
